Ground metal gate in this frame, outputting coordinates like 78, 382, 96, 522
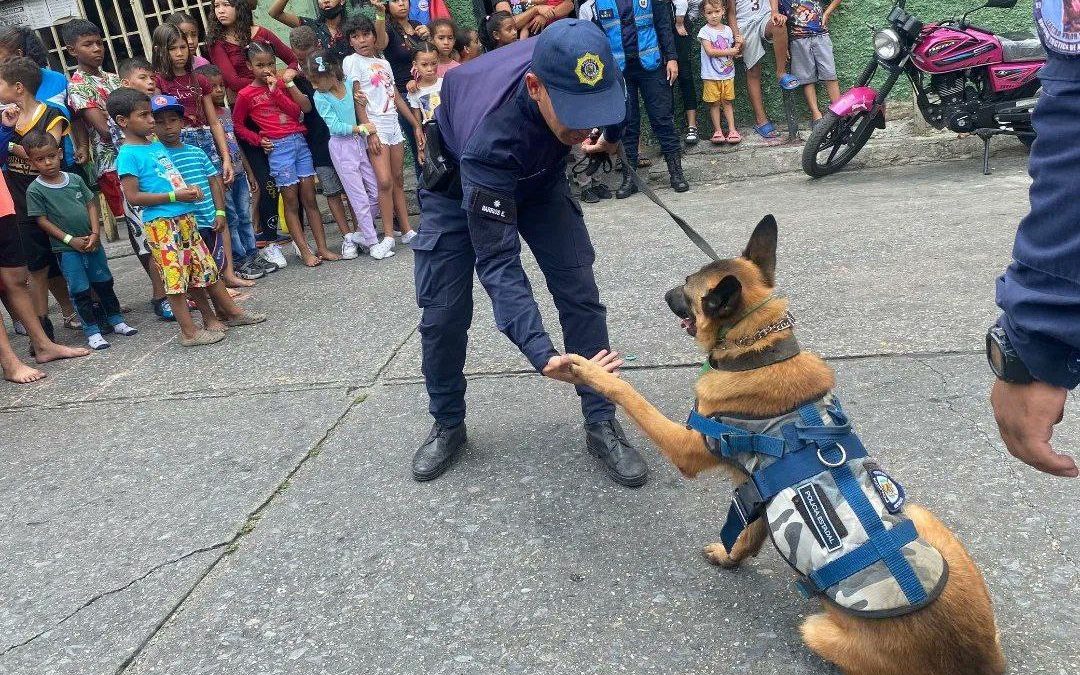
38, 0, 214, 73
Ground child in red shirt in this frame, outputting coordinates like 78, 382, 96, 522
231, 42, 334, 267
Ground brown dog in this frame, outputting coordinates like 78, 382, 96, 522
565, 216, 1005, 675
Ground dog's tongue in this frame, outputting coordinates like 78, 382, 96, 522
680, 318, 692, 331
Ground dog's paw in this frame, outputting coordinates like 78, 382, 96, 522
703, 542, 740, 568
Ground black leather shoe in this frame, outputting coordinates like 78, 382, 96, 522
585, 419, 648, 487
580, 183, 612, 203
412, 422, 467, 482
665, 154, 689, 193
615, 160, 638, 199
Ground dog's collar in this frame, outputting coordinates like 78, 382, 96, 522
714, 310, 797, 351
706, 332, 802, 372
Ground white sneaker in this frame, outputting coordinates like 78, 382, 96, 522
261, 244, 287, 269
400, 230, 417, 245
384, 236, 396, 251
393, 229, 402, 238
341, 238, 359, 260
87, 333, 110, 350
369, 238, 396, 260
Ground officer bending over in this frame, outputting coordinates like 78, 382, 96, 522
410, 19, 649, 487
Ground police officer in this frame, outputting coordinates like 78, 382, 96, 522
987, 3, 1079, 479
410, 19, 649, 487
579, 0, 689, 196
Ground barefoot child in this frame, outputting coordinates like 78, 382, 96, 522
196, 63, 266, 281
24, 131, 137, 350
231, 42, 336, 267
109, 88, 265, 346
310, 52, 389, 260
699, 0, 741, 144
0, 170, 46, 383
343, 15, 418, 258
787, 0, 842, 125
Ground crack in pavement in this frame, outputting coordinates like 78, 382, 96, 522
0, 542, 229, 657
912, 356, 1079, 575
113, 324, 420, 673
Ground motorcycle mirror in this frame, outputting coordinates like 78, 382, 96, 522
983, 0, 1017, 7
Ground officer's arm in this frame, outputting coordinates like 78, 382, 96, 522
653, 0, 678, 63
459, 152, 558, 372
996, 262, 1080, 389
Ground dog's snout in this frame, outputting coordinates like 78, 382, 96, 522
665, 286, 690, 318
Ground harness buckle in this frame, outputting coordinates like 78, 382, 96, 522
732, 479, 766, 527
817, 442, 848, 468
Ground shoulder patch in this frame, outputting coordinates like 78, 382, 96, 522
470, 189, 516, 224
865, 461, 906, 514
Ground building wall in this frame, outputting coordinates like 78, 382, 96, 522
260, 0, 1038, 134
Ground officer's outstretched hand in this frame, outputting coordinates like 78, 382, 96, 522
991, 379, 1078, 478
544, 349, 623, 385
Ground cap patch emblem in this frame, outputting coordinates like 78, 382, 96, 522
575, 53, 604, 87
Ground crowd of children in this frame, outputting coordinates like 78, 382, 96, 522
0, 0, 841, 384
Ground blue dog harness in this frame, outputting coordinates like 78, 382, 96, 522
688, 395, 948, 617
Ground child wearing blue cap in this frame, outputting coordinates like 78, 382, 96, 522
109, 88, 266, 347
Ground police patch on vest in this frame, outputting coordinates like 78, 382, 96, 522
576, 53, 604, 87
471, 189, 516, 224
598, 8, 615, 19
866, 462, 906, 514
1035, 0, 1080, 55
639, 0, 648, 8
793, 482, 847, 552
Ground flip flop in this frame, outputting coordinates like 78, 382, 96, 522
727, 130, 742, 144
753, 122, 781, 140
710, 131, 726, 145
779, 73, 801, 91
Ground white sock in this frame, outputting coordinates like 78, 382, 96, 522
88, 333, 110, 350
112, 322, 138, 336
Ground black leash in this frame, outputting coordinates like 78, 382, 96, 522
614, 145, 722, 263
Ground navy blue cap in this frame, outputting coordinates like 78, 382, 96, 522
531, 19, 626, 129
149, 93, 184, 117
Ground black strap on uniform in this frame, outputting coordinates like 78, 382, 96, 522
615, 144, 721, 263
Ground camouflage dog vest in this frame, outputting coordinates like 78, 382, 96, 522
687, 395, 948, 618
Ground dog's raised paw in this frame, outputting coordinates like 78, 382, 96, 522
703, 542, 740, 568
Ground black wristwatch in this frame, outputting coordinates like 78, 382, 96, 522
986, 325, 1034, 384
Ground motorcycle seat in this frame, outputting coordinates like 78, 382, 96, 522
999, 34, 1047, 62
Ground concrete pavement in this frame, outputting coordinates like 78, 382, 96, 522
1, 155, 1077, 674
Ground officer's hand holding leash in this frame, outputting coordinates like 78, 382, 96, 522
543, 349, 624, 385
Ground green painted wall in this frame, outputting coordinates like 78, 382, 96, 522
260, 0, 1037, 137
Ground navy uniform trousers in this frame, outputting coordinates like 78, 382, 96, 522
413, 178, 616, 428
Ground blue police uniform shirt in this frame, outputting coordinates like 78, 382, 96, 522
434, 37, 623, 370
994, 7, 1080, 388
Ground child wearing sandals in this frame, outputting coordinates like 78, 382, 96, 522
232, 41, 338, 267
699, 0, 741, 144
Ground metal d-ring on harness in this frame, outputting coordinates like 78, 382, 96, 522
686, 399, 937, 612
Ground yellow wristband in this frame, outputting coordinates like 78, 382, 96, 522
62, 234, 73, 245
169, 191, 177, 202
285, 81, 296, 88
215, 209, 226, 217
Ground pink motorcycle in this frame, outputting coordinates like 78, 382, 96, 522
802, 0, 1045, 177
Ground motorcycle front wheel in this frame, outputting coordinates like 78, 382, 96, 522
801, 110, 879, 178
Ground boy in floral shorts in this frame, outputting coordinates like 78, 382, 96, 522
109, 88, 265, 346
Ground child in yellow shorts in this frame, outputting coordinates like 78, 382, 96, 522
698, 0, 742, 144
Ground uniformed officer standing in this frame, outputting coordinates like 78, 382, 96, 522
579, 0, 689, 197
988, 3, 1080, 479
410, 19, 649, 487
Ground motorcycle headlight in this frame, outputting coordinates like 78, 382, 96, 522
874, 28, 902, 61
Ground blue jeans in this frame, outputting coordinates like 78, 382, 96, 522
225, 171, 256, 262
58, 248, 123, 337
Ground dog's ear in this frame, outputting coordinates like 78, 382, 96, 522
701, 275, 742, 320
742, 215, 777, 286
